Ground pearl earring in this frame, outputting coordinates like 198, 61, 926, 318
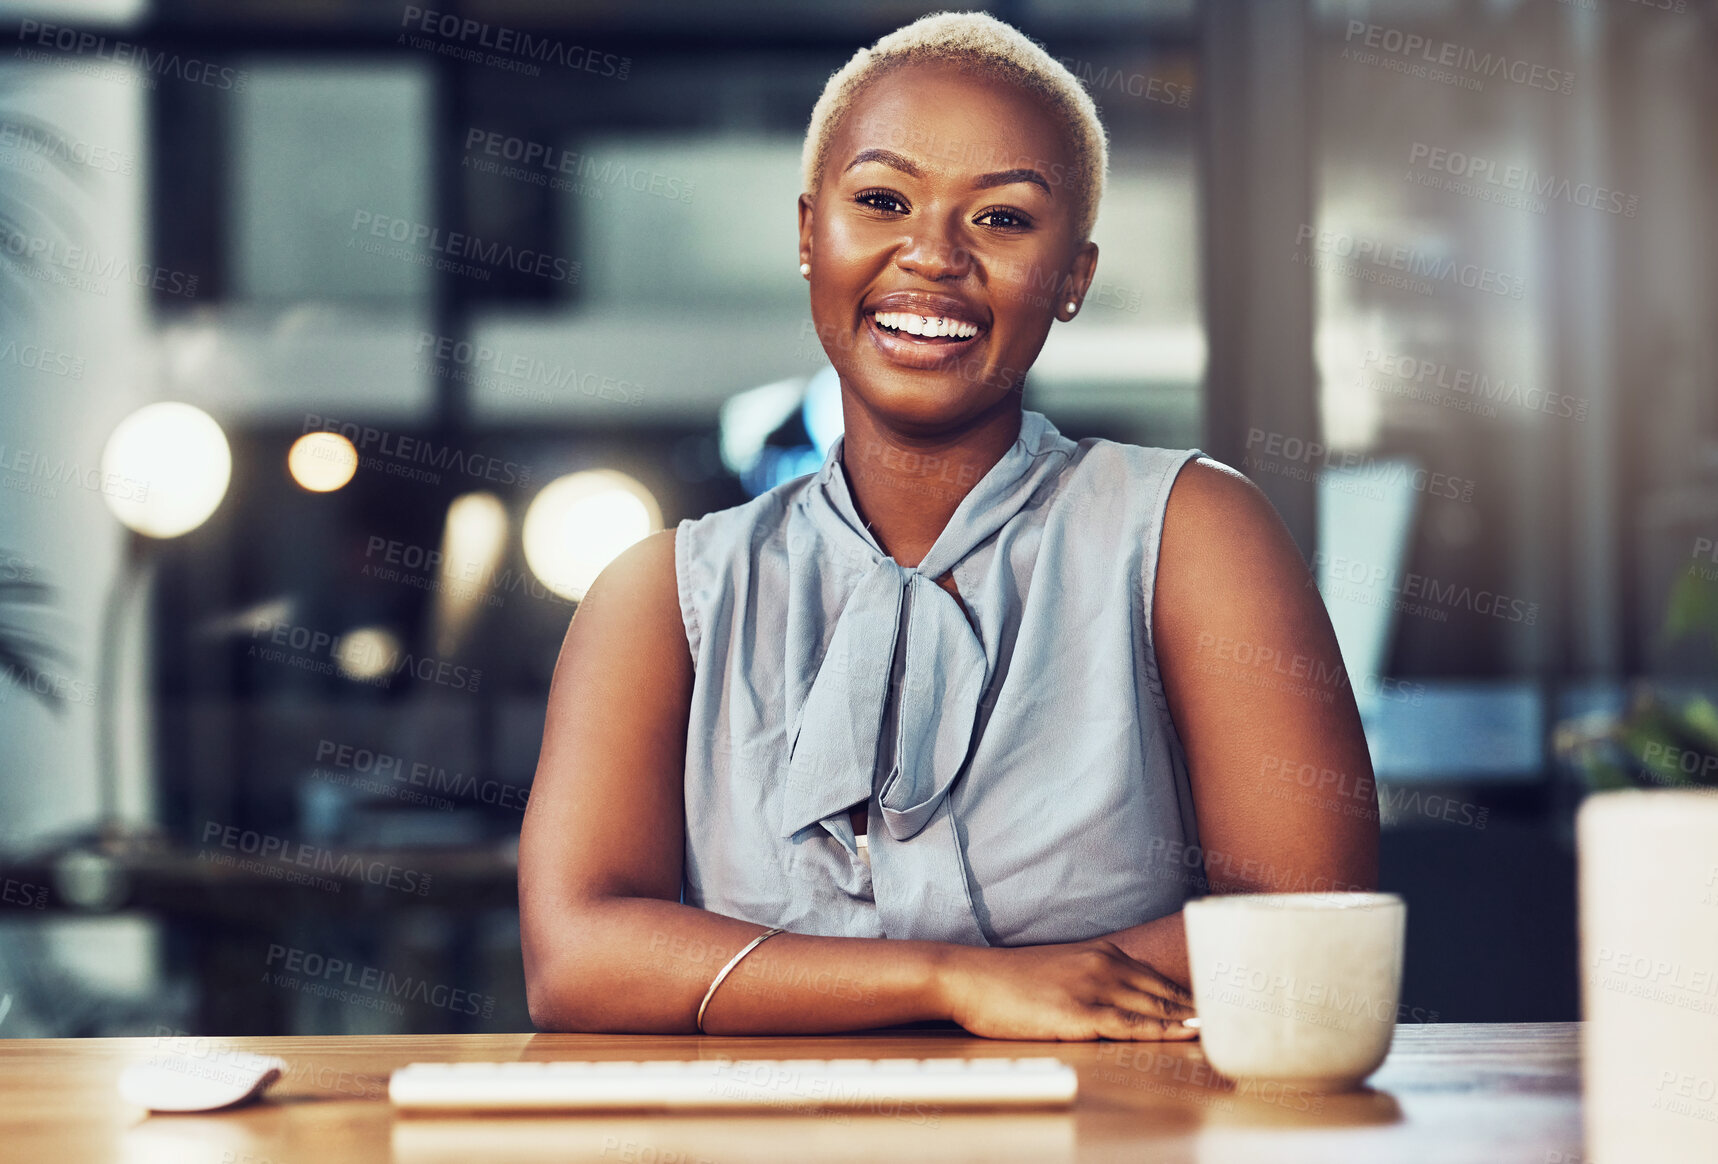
1066, 301, 1077, 314
800, 262, 811, 276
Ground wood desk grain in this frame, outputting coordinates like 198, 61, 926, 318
0, 1022, 1583, 1163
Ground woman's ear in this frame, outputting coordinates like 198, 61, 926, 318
797, 193, 816, 274
1060, 240, 1099, 320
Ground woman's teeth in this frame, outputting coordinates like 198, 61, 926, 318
872, 311, 980, 339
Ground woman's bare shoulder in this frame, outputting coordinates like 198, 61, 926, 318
549, 525, 683, 683
567, 528, 684, 650
1155, 456, 1315, 637
1164, 456, 1279, 535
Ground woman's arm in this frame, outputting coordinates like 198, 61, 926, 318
519, 529, 942, 1033
1098, 458, 1383, 986
518, 528, 1197, 1038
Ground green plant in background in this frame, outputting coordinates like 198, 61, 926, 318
0, 94, 85, 709
0, 85, 95, 318
1663, 557, 1718, 657
0, 560, 70, 712
1556, 565, 1718, 790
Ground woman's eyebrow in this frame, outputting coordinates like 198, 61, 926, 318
844, 148, 1052, 196
973, 167, 1052, 196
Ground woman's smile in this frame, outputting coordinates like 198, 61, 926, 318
862, 289, 991, 371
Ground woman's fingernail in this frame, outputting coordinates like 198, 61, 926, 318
1182, 1016, 1202, 1030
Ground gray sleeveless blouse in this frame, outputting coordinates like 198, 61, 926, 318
674, 407, 1207, 947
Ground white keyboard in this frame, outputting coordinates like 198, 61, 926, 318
389, 1056, 1078, 1113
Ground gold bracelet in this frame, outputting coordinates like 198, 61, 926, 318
695, 927, 785, 1033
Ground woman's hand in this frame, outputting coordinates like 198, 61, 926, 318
936, 939, 1199, 1041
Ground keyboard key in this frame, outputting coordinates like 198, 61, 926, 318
389, 1056, 1078, 1113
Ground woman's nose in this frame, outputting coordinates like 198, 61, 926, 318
895, 228, 973, 280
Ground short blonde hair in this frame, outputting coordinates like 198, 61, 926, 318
801, 10, 1109, 241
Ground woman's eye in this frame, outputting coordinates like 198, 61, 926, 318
851, 192, 1030, 229
976, 208, 1032, 230
855, 190, 907, 214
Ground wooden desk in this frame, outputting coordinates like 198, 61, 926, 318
0, 1022, 1583, 1162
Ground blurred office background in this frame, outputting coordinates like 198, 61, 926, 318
0, 0, 1712, 1036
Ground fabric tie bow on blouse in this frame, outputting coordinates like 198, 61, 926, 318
778, 409, 1075, 945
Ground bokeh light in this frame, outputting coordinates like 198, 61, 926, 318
287, 432, 359, 493
334, 626, 402, 682
101, 402, 232, 538
522, 470, 662, 601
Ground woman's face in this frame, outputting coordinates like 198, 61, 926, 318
799, 62, 1099, 434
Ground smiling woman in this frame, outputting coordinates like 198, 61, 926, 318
797, 21, 1101, 431
519, 11, 1378, 1040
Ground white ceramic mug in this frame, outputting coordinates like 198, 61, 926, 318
1580, 789, 1718, 1162
1184, 892, 1406, 1092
